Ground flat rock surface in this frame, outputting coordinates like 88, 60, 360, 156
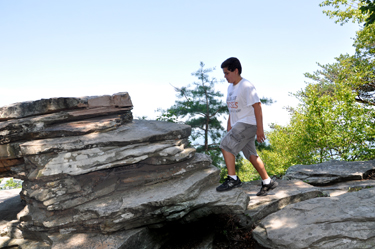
239, 180, 324, 227
283, 160, 375, 185
253, 187, 375, 249
318, 179, 375, 197
48, 228, 160, 249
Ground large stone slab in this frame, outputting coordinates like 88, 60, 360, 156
0, 110, 132, 145
21, 153, 211, 211
253, 187, 375, 249
25, 139, 193, 178
20, 165, 248, 234
283, 160, 375, 186
236, 180, 325, 228
0, 92, 132, 121
20, 120, 191, 156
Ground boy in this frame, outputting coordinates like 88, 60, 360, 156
216, 57, 278, 196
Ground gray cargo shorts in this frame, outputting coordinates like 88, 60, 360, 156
219, 122, 258, 159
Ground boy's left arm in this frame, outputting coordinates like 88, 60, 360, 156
252, 102, 265, 143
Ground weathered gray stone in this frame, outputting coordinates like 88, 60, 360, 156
0, 142, 23, 159
0, 92, 253, 248
0, 92, 132, 121
253, 187, 375, 249
19, 153, 211, 213
0, 112, 132, 145
283, 159, 375, 185
19, 165, 248, 234
0, 158, 25, 179
0, 237, 51, 249
0, 189, 24, 228
20, 120, 191, 156
0, 97, 88, 121
237, 180, 326, 228
26, 140, 188, 178
318, 179, 375, 197
48, 228, 163, 249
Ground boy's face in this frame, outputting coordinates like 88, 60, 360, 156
222, 67, 239, 84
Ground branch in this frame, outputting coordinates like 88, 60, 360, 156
209, 106, 227, 119
355, 96, 375, 105
170, 83, 191, 103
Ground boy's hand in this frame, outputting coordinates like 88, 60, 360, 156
257, 129, 265, 143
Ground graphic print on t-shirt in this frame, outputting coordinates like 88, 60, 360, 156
226, 78, 260, 126
227, 94, 238, 109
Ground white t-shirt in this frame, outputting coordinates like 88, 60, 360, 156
226, 78, 260, 126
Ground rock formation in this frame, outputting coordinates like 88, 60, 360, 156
251, 160, 375, 249
1, 93, 375, 249
0, 93, 248, 249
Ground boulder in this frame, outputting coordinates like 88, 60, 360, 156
283, 160, 375, 186
253, 187, 375, 249
0, 92, 250, 249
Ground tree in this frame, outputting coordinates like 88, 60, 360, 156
157, 62, 228, 167
360, 0, 375, 26
319, 0, 375, 105
255, 1, 375, 175
261, 62, 375, 171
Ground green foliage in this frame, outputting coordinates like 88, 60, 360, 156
262, 61, 375, 168
157, 62, 228, 167
136, 116, 148, 120
319, 0, 366, 25
360, 0, 375, 26
4, 178, 22, 189
320, 0, 375, 105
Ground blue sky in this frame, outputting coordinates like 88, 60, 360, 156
0, 0, 359, 129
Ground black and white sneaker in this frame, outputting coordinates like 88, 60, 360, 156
216, 176, 242, 192
256, 179, 278, 196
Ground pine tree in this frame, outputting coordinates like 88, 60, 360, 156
157, 62, 228, 166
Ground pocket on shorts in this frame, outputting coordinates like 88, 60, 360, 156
230, 125, 245, 142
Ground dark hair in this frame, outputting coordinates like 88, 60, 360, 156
221, 57, 242, 75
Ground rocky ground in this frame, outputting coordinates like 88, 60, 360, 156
0, 189, 259, 248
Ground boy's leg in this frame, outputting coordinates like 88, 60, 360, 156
216, 148, 242, 192
222, 149, 236, 175
249, 155, 269, 180
217, 122, 252, 192
248, 155, 278, 196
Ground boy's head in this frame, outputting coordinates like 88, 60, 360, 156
221, 57, 242, 75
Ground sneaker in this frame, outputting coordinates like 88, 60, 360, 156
256, 179, 278, 196
216, 176, 242, 192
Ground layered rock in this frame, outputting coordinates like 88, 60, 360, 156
0, 92, 248, 248
253, 160, 375, 249
253, 188, 375, 249
0, 93, 133, 180
283, 159, 375, 185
